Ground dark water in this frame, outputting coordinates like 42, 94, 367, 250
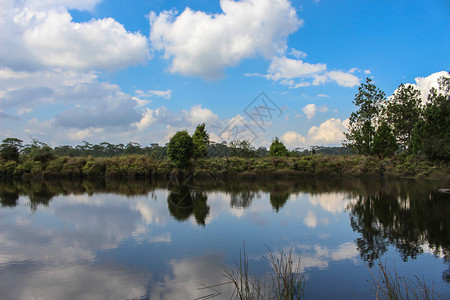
0, 177, 449, 299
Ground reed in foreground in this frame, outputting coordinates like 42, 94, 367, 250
223, 245, 304, 300
368, 260, 444, 300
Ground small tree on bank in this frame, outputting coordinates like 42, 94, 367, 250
192, 123, 209, 158
0, 138, 23, 161
167, 131, 194, 168
345, 78, 385, 155
383, 84, 422, 150
411, 74, 450, 162
268, 137, 289, 157
372, 122, 398, 159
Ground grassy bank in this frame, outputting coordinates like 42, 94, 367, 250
0, 154, 448, 180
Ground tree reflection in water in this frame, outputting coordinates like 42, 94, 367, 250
0, 177, 448, 274
167, 184, 210, 226
347, 183, 450, 273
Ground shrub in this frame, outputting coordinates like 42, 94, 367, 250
167, 131, 194, 168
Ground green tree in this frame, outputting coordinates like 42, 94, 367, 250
383, 84, 422, 150
229, 140, 257, 158
167, 130, 194, 168
345, 78, 385, 155
268, 137, 289, 157
0, 138, 23, 161
192, 123, 209, 158
23, 138, 54, 164
372, 122, 398, 159
411, 74, 450, 161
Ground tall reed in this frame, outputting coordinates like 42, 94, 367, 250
368, 260, 444, 300
224, 244, 304, 300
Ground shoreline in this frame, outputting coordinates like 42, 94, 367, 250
1, 154, 449, 181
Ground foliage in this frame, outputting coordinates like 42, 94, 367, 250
230, 140, 257, 158
372, 122, 398, 159
268, 137, 289, 157
167, 130, 194, 168
345, 78, 385, 155
410, 74, 450, 162
0, 138, 23, 161
22, 138, 54, 164
383, 84, 422, 150
192, 123, 209, 158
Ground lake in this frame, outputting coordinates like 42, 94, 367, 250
0, 176, 449, 299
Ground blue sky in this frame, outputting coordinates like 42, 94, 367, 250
1, 0, 449, 149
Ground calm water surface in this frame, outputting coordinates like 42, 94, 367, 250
0, 177, 449, 299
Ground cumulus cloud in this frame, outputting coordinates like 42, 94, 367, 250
1, 2, 148, 72
302, 104, 317, 120
307, 118, 348, 145
326, 70, 360, 88
301, 104, 328, 120
22, 11, 148, 71
133, 105, 220, 132
149, 0, 302, 79
281, 131, 307, 148
281, 118, 349, 148
407, 71, 448, 103
255, 55, 361, 88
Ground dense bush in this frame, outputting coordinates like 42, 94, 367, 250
167, 131, 194, 168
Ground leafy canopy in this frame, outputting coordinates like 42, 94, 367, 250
268, 137, 289, 157
167, 130, 194, 168
345, 78, 386, 155
192, 123, 209, 158
0, 138, 23, 161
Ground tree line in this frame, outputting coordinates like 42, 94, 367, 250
0, 127, 350, 165
345, 73, 449, 162
1, 72, 448, 167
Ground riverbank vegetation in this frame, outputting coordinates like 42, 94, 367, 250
0, 151, 448, 180
1, 73, 449, 180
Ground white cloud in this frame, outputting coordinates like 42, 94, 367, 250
326, 70, 360, 88
133, 105, 220, 132
20, 0, 102, 12
184, 105, 219, 125
21, 10, 148, 71
267, 56, 326, 81
281, 131, 306, 148
317, 94, 330, 98
261, 56, 360, 88
289, 48, 307, 59
410, 71, 448, 103
302, 104, 328, 119
134, 108, 159, 131
149, 0, 302, 79
281, 118, 349, 148
307, 118, 348, 145
303, 104, 317, 120
135, 89, 172, 99
1, 1, 148, 72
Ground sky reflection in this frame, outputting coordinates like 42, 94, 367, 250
0, 178, 448, 299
